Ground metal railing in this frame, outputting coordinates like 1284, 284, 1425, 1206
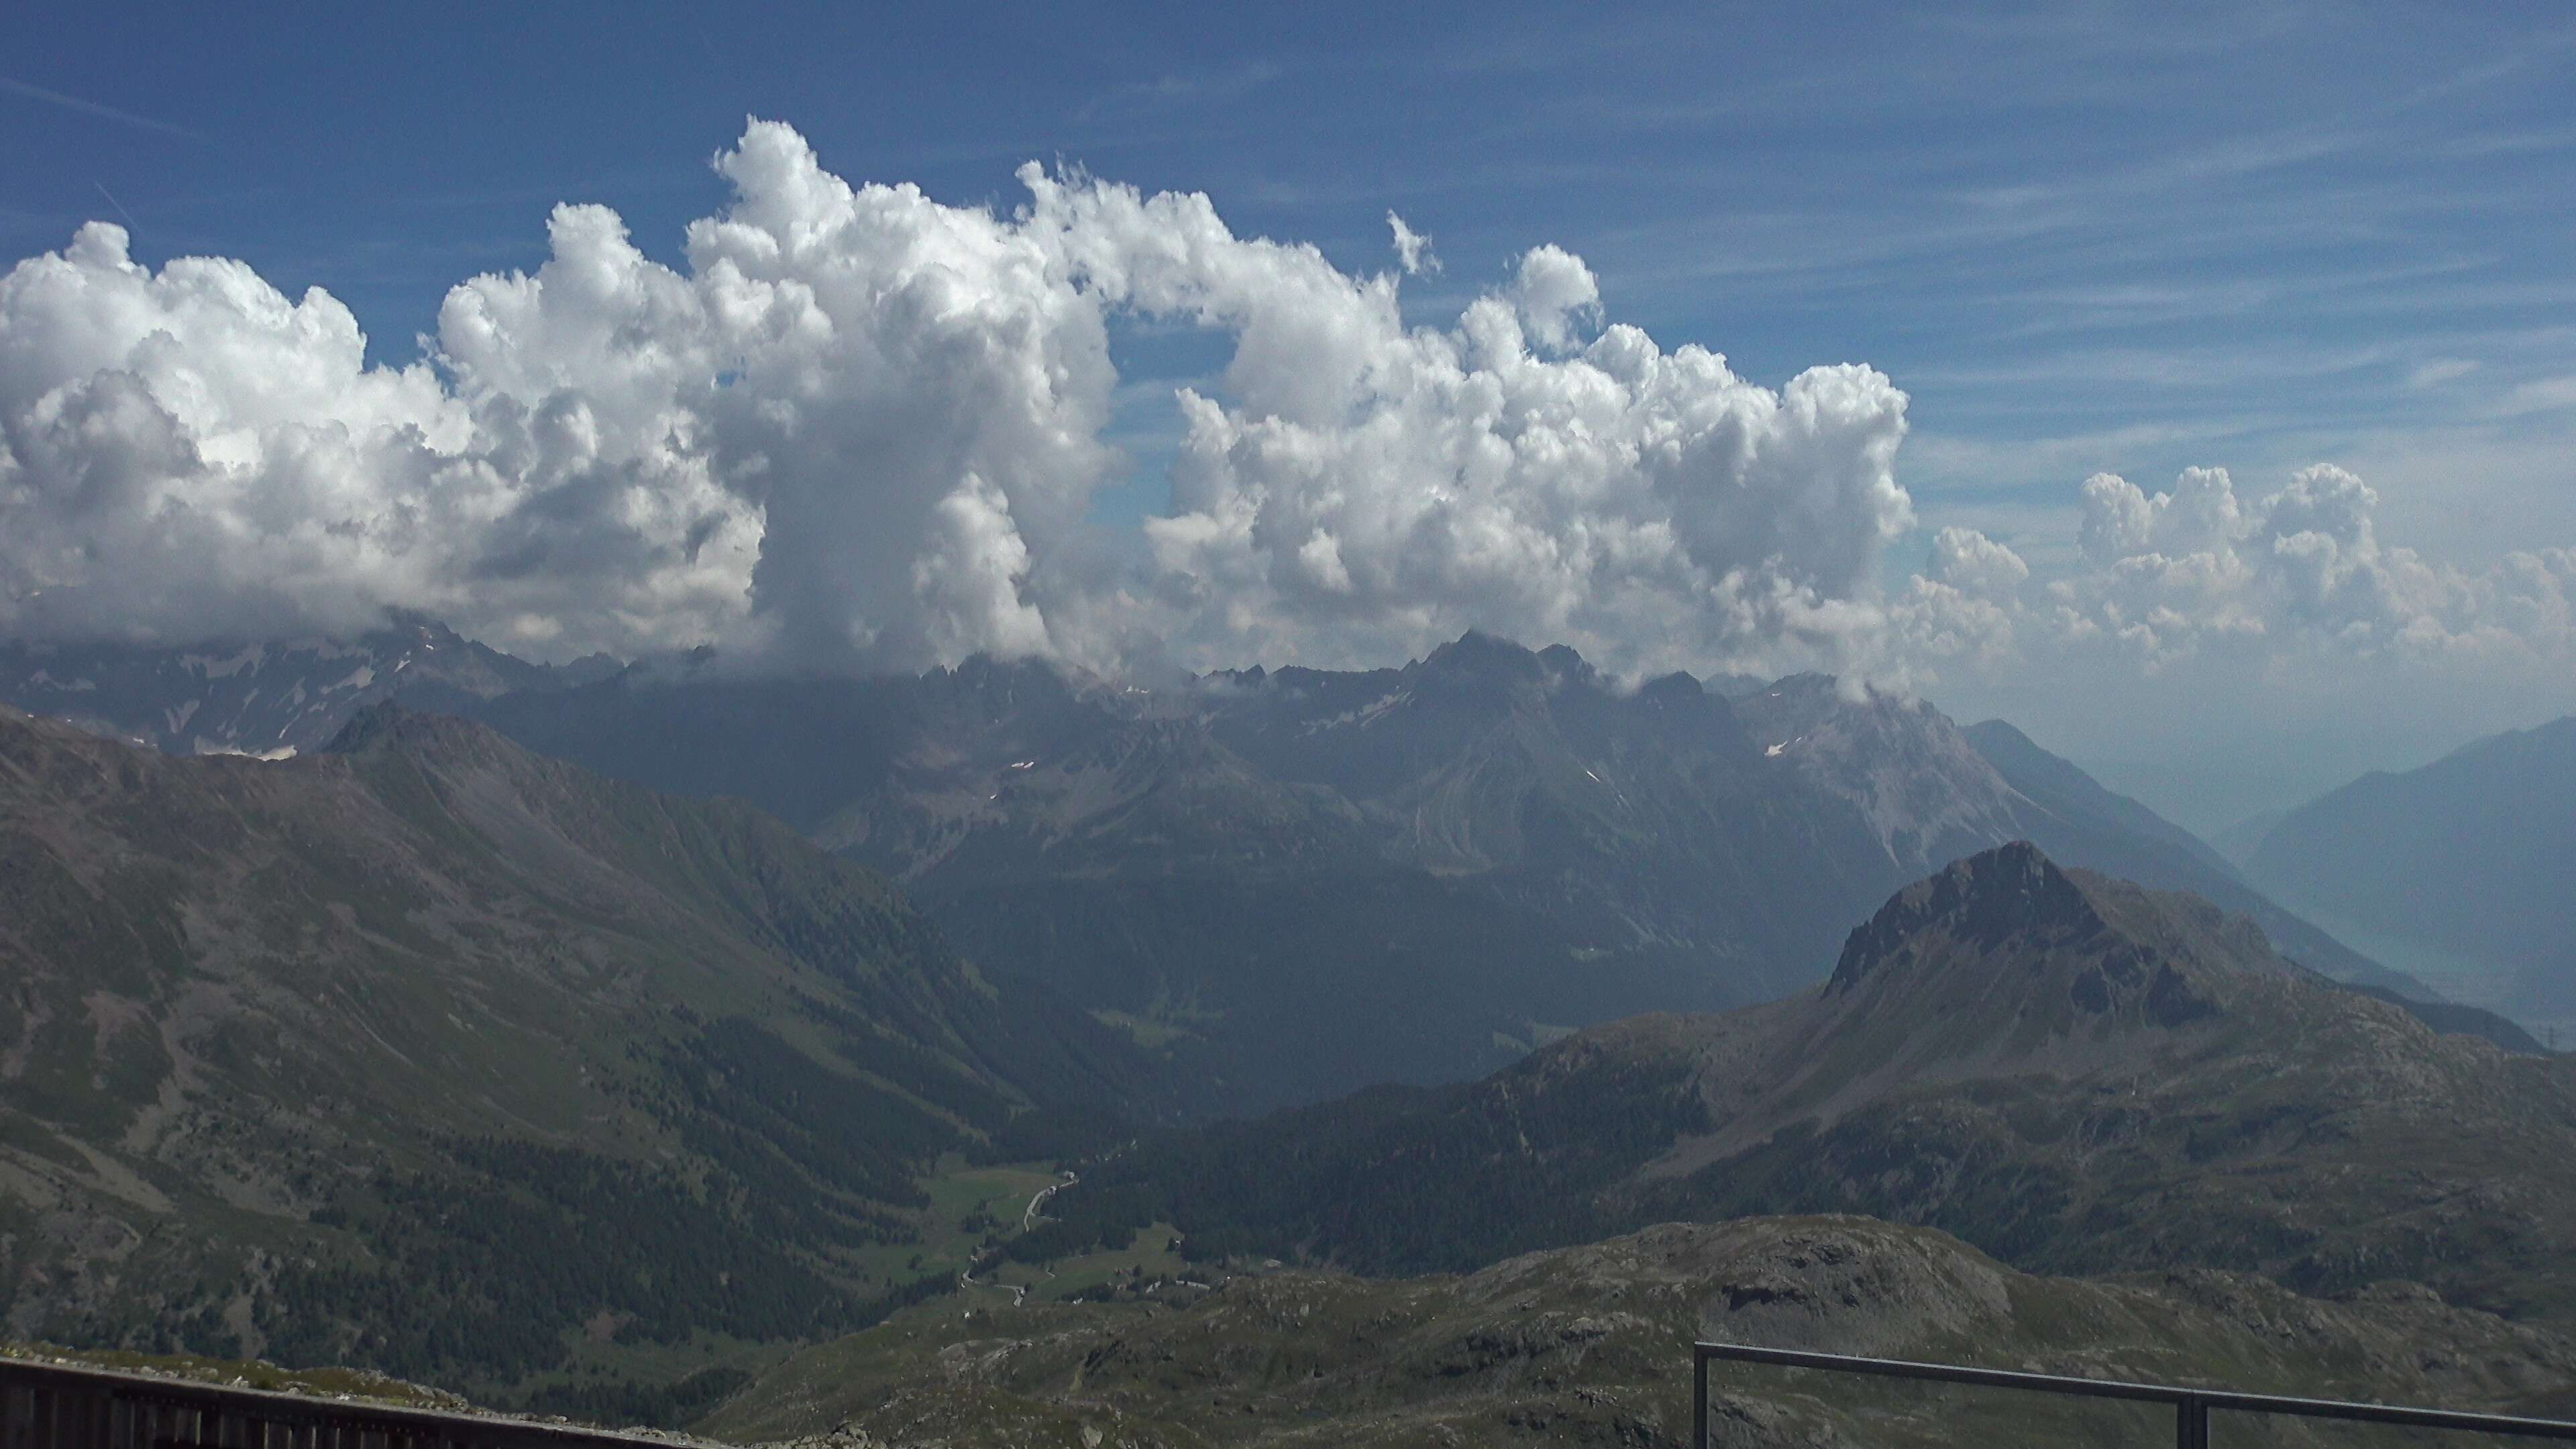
0, 1355, 683, 1449
1695, 1342, 2576, 1448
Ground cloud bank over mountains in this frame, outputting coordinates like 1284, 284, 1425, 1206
1, 120, 2567, 706
1901, 465, 2574, 686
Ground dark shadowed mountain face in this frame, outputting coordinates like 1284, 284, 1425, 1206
470, 633, 2424, 1112
2247, 716, 2576, 1019
1042, 846, 2576, 1327
0, 704, 1148, 1400
0, 614, 617, 757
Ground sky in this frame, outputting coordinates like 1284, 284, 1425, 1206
2, 1, 2571, 830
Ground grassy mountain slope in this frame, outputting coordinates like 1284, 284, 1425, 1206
0, 703, 1146, 1405
1035, 845, 2576, 1326
703, 1216, 2576, 1448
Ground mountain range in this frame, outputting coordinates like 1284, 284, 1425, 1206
677, 840, 2576, 1446
460, 632, 2467, 1108
0, 615, 616, 757
0, 702, 1146, 1404
0, 643, 2568, 1440
0, 623, 2500, 1108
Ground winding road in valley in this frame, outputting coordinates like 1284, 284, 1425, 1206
957, 1171, 1082, 1308
1025, 1169, 1078, 1230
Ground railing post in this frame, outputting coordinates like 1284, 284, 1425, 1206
2176, 1390, 2208, 1449
1693, 1346, 1708, 1448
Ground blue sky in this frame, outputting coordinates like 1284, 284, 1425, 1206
10, 3, 2572, 552
4, 1, 2573, 825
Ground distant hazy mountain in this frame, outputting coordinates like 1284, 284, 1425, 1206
1045, 845, 2576, 1326
0, 614, 618, 757
1961, 717, 2440, 1001
2247, 716, 2576, 1017
2211, 805, 2289, 864
475, 632, 2428, 1110
0, 704, 1145, 1399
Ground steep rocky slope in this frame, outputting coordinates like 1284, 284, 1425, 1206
0, 704, 1146, 1403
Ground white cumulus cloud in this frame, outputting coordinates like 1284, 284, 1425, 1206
0, 121, 1921, 678
1901, 465, 2574, 686
1, 118, 2567, 721
1387, 212, 1439, 276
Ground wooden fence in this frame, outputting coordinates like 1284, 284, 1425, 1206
0, 1357, 690, 1449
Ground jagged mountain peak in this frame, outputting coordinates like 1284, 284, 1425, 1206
943, 649, 1087, 694
1049, 853, 2576, 1339
1732, 673, 2029, 872
1536, 642, 1597, 688
1818, 842, 2305, 1053
1412, 629, 1550, 690
1828, 841, 2090, 989
320, 697, 481, 754
1633, 669, 1705, 704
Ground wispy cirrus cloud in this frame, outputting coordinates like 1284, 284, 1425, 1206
0, 76, 201, 142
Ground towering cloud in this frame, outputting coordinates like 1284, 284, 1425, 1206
0, 119, 2567, 710
0, 121, 1915, 676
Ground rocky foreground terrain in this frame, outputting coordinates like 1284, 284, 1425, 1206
708, 1216, 2576, 1448
21, 1206, 2573, 1449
